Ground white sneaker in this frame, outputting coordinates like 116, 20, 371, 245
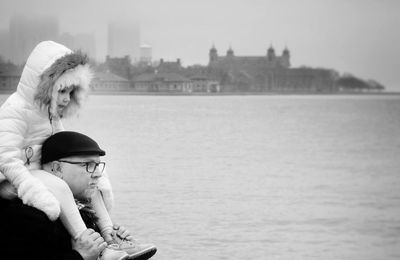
109, 233, 157, 260
118, 240, 157, 260
99, 244, 129, 260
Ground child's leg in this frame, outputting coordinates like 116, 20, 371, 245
31, 170, 87, 239
91, 189, 114, 241
91, 190, 158, 258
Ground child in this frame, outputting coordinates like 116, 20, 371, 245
0, 41, 155, 260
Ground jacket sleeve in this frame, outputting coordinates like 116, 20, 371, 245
0, 104, 34, 188
0, 104, 61, 221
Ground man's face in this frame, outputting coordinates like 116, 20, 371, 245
58, 155, 102, 200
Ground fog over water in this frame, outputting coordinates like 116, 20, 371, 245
1, 0, 400, 91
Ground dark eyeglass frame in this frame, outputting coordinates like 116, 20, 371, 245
58, 160, 106, 175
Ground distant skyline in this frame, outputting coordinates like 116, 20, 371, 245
0, 0, 399, 91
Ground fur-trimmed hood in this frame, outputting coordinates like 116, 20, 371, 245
16, 41, 93, 118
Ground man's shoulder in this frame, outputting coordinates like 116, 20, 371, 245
0, 198, 81, 260
0, 198, 53, 224
0, 198, 60, 242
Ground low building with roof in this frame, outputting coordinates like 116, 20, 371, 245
133, 72, 192, 92
190, 76, 220, 93
91, 71, 131, 92
156, 58, 184, 74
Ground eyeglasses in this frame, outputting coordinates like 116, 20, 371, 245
58, 160, 106, 175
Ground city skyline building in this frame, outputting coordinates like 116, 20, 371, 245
107, 22, 140, 62
74, 33, 96, 59
0, 30, 9, 61
8, 15, 59, 65
0, 15, 97, 64
1, 15, 143, 66
58, 32, 96, 59
58, 32, 75, 52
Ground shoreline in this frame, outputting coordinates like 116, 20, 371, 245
82, 91, 400, 96
1, 90, 400, 96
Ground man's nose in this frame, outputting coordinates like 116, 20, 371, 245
91, 169, 102, 179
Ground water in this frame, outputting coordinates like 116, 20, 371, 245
1, 94, 400, 260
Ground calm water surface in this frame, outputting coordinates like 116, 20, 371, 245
1, 94, 400, 260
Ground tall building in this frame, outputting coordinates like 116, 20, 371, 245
74, 33, 96, 59
107, 22, 140, 61
0, 30, 10, 61
9, 15, 59, 65
58, 32, 96, 60
58, 32, 75, 50
139, 44, 152, 65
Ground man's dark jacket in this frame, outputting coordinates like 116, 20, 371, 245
0, 198, 84, 260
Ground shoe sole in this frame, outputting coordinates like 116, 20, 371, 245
127, 247, 157, 260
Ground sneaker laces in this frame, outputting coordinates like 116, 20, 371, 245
109, 233, 136, 248
99, 244, 120, 256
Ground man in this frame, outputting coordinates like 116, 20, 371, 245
0, 131, 156, 260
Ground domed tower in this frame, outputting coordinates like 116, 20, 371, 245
267, 45, 276, 61
281, 46, 291, 68
227, 46, 234, 57
209, 44, 218, 64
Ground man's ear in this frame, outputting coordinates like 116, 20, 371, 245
51, 161, 62, 174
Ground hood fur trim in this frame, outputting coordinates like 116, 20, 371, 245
34, 51, 93, 118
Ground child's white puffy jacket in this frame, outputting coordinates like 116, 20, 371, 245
0, 41, 113, 220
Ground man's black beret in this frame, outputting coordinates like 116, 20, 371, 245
41, 131, 105, 164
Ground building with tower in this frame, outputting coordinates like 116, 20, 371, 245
209, 44, 290, 69
207, 44, 337, 92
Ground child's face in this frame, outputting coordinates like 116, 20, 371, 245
56, 86, 75, 115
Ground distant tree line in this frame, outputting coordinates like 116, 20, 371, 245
336, 73, 385, 91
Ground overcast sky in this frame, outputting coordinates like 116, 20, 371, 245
1, 0, 399, 91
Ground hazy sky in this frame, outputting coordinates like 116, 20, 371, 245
1, 0, 399, 91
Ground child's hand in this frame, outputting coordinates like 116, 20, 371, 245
113, 224, 133, 241
72, 229, 107, 260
